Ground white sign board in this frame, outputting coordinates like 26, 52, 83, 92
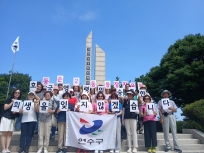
162, 98, 171, 110
83, 85, 90, 94
11, 100, 22, 112
42, 77, 50, 86
146, 103, 154, 115
63, 84, 70, 93
113, 81, 120, 89
29, 81, 37, 92
129, 82, 136, 90
130, 100, 138, 112
90, 80, 96, 88
122, 81, 128, 89
116, 88, 124, 97
97, 100, 105, 112
47, 83, 54, 91
79, 100, 88, 112
39, 101, 49, 113
137, 82, 143, 90
111, 100, 119, 111
104, 81, 111, 89
60, 99, 68, 111
57, 75, 64, 84
98, 86, 105, 93
22, 100, 33, 112
139, 90, 146, 97
73, 77, 80, 86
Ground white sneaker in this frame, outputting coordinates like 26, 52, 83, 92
37, 149, 42, 153
115, 150, 120, 153
2, 150, 7, 153
95, 150, 98, 153
110, 150, 114, 153
100, 151, 103, 153
44, 150, 48, 153
132, 148, 137, 153
6, 150, 10, 153
127, 148, 132, 153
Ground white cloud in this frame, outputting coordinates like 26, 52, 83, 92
79, 12, 96, 21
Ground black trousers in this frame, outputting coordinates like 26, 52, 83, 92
144, 121, 157, 147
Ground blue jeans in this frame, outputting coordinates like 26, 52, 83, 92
20, 122, 36, 148
34, 113, 39, 133
51, 126, 56, 137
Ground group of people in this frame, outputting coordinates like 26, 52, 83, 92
0, 82, 182, 153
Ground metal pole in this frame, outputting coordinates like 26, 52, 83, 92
6, 51, 17, 99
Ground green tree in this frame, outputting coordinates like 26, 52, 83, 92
135, 34, 204, 107
0, 72, 32, 103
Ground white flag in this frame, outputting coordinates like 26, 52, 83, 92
11, 36, 20, 53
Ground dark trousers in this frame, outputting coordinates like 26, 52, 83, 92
144, 121, 157, 147
20, 122, 36, 148
51, 126, 56, 136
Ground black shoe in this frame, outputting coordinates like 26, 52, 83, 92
62, 148, 67, 153
18, 147, 24, 153
24, 146, 29, 153
165, 148, 171, 152
56, 148, 62, 153
174, 149, 182, 153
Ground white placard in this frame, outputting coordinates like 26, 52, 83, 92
39, 101, 49, 113
130, 100, 138, 112
79, 100, 88, 112
97, 100, 105, 112
42, 77, 50, 86
83, 85, 90, 94
104, 81, 111, 89
73, 77, 80, 86
63, 84, 70, 93
162, 98, 171, 110
137, 82, 143, 90
116, 88, 124, 97
90, 80, 96, 88
122, 81, 128, 89
46, 83, 54, 91
57, 75, 64, 84
130, 82, 136, 90
113, 81, 120, 89
139, 90, 146, 97
146, 103, 154, 115
11, 100, 22, 112
22, 100, 33, 112
111, 100, 119, 111
98, 86, 105, 93
29, 81, 37, 92
60, 99, 68, 111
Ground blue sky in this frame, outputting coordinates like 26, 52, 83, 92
1, 0, 204, 119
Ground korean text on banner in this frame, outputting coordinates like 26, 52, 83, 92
66, 112, 117, 150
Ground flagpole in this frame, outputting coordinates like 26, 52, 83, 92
6, 51, 17, 99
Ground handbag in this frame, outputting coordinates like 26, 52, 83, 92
51, 100, 57, 126
14, 114, 22, 131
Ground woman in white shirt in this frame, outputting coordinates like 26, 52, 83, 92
18, 91, 40, 153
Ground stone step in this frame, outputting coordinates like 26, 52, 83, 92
9, 133, 194, 140
1, 144, 204, 152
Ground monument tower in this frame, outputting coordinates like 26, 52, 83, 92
85, 31, 92, 85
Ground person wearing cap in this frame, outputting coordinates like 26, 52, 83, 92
56, 92, 74, 153
75, 92, 93, 153
50, 86, 60, 140
18, 91, 40, 153
36, 91, 57, 153
42, 86, 47, 94
108, 93, 123, 153
68, 89, 78, 106
158, 90, 182, 153
122, 90, 139, 153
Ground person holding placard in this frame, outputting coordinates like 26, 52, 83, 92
108, 93, 123, 153
104, 88, 110, 100
56, 92, 74, 153
34, 82, 44, 135
75, 92, 93, 153
50, 86, 60, 140
0, 89, 22, 153
90, 88, 96, 103
58, 83, 64, 99
69, 89, 78, 107
122, 90, 139, 153
18, 91, 40, 153
140, 95, 157, 153
73, 85, 82, 102
36, 91, 57, 153
157, 90, 182, 153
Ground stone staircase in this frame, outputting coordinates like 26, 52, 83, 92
1, 132, 204, 153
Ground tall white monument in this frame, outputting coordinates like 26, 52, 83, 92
84, 31, 92, 85
95, 44, 105, 85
